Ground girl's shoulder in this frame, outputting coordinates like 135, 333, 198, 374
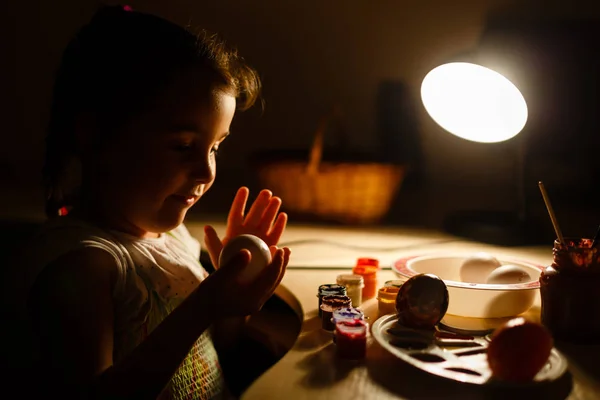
24, 217, 130, 278
27, 216, 130, 266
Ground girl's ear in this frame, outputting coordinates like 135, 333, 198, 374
73, 112, 99, 155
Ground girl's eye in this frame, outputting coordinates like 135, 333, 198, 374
173, 143, 193, 152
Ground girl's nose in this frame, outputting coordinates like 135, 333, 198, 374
191, 156, 215, 184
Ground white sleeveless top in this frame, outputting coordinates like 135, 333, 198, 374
21, 216, 224, 400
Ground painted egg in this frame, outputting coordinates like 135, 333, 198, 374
487, 317, 553, 382
460, 252, 502, 283
395, 273, 449, 330
218, 234, 272, 283
486, 264, 532, 285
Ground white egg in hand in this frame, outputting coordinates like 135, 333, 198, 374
218, 234, 272, 284
459, 252, 502, 283
486, 265, 532, 285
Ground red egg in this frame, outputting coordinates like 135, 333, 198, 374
487, 317, 554, 382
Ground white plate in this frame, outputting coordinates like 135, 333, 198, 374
371, 314, 568, 385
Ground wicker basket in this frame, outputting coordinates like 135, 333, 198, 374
255, 113, 406, 224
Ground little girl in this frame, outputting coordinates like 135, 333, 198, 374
21, 5, 290, 399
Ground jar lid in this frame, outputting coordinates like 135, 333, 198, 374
321, 294, 352, 308
335, 319, 368, 336
332, 307, 364, 322
317, 284, 347, 297
378, 286, 400, 301
356, 257, 380, 268
318, 283, 345, 292
336, 274, 365, 286
384, 280, 404, 288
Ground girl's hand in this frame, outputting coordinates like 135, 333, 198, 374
204, 187, 288, 269
199, 246, 290, 318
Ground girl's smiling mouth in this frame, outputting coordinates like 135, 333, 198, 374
170, 194, 199, 206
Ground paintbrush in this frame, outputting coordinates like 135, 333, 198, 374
538, 181, 565, 246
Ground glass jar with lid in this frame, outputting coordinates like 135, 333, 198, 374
540, 237, 600, 343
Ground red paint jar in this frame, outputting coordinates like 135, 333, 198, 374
335, 320, 368, 359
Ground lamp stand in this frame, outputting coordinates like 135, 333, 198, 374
442, 137, 552, 246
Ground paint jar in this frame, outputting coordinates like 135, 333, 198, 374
331, 307, 365, 343
317, 284, 347, 317
320, 295, 352, 331
352, 258, 379, 300
540, 238, 600, 343
377, 286, 400, 317
335, 319, 368, 360
336, 274, 365, 307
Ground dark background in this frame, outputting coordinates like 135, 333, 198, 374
2, 0, 600, 238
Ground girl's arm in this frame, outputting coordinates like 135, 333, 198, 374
29, 246, 287, 399
211, 316, 250, 354
201, 250, 248, 354
29, 247, 215, 399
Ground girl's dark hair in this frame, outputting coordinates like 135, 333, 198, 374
43, 5, 261, 217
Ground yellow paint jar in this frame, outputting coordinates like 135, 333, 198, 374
377, 286, 400, 317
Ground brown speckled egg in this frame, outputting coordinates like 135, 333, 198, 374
395, 273, 449, 330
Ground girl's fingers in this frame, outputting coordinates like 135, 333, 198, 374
267, 212, 288, 245
227, 187, 250, 229
273, 247, 290, 289
269, 245, 278, 259
257, 196, 282, 232
221, 249, 252, 274
204, 225, 224, 268
267, 246, 289, 282
244, 189, 272, 228
282, 247, 291, 267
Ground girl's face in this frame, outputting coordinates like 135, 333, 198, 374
87, 69, 236, 237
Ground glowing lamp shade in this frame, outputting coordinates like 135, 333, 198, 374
421, 62, 528, 143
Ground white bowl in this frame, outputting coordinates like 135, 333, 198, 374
392, 254, 544, 319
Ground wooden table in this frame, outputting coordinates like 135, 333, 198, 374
190, 220, 600, 399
